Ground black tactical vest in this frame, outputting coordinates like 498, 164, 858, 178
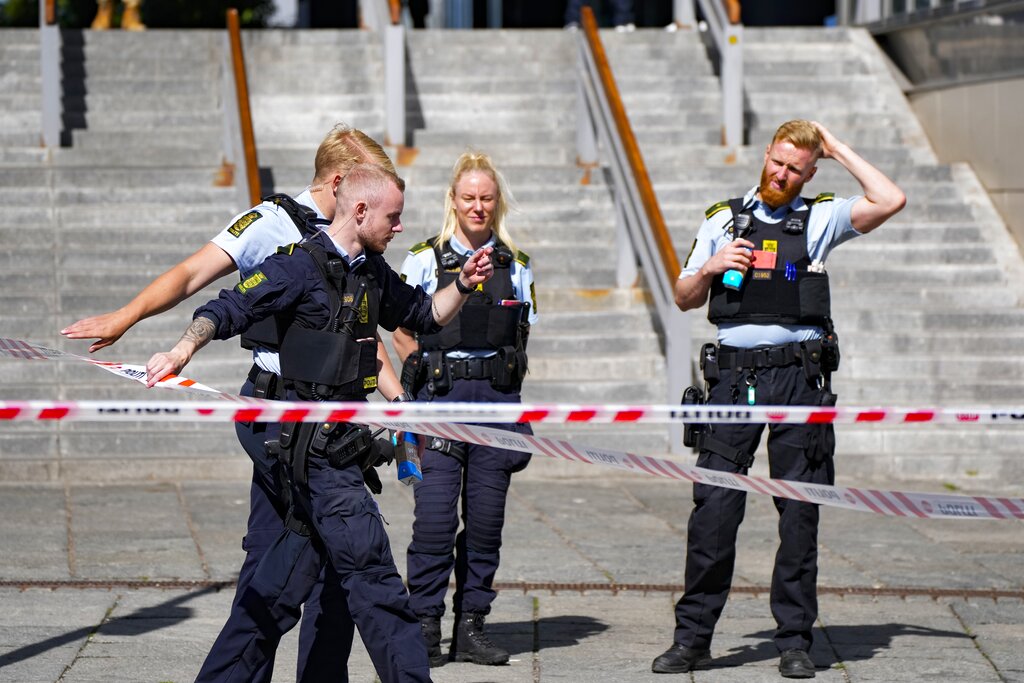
417, 236, 528, 352
277, 241, 381, 401
708, 195, 832, 326
240, 194, 329, 352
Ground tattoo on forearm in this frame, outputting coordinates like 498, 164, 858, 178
180, 316, 215, 349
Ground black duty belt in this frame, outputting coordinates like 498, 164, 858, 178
717, 343, 804, 370
446, 356, 496, 380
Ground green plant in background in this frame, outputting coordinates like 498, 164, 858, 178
1, 0, 272, 27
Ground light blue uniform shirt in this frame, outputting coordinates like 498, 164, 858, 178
680, 186, 862, 348
210, 188, 326, 373
399, 234, 538, 359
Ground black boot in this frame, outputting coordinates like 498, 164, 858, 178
419, 616, 447, 667
451, 612, 509, 665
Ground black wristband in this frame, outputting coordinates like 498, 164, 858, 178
455, 277, 474, 295
392, 391, 413, 403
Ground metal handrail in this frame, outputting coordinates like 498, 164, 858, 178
576, 6, 691, 454
224, 8, 261, 207
695, 0, 744, 147
580, 11, 679, 286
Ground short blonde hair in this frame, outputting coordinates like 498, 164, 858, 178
438, 151, 518, 254
771, 120, 822, 159
338, 164, 405, 209
314, 124, 395, 182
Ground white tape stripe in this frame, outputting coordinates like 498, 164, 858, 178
7, 398, 1024, 426
998, 498, 1024, 519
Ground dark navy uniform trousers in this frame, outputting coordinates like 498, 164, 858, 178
407, 378, 532, 619
673, 362, 835, 654
194, 378, 354, 683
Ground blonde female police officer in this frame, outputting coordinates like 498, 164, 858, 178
393, 152, 537, 667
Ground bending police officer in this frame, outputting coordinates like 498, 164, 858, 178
63, 124, 402, 683
148, 164, 495, 682
652, 120, 905, 679
392, 152, 536, 667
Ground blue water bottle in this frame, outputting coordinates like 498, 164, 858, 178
394, 432, 423, 485
723, 213, 752, 291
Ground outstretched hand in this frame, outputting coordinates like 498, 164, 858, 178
461, 246, 494, 288
60, 310, 133, 353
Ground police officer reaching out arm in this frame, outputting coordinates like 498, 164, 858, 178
144, 164, 492, 683
66, 125, 405, 683
653, 120, 904, 680
145, 171, 492, 385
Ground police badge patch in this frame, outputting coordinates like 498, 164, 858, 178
235, 271, 268, 294
228, 211, 262, 237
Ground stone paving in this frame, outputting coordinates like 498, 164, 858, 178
0, 466, 1022, 682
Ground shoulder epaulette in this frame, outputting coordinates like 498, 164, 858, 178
410, 241, 432, 255
813, 192, 835, 204
705, 200, 731, 220
515, 250, 530, 267
276, 243, 297, 256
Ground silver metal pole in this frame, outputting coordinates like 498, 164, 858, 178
39, 1, 62, 148
384, 23, 406, 146
721, 23, 744, 148
673, 0, 697, 27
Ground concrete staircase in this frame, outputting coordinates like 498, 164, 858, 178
610, 26, 1024, 487
0, 29, 247, 480
2, 25, 1022, 488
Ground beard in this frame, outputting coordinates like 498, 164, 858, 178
759, 166, 804, 209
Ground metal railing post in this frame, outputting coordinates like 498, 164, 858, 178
39, 0, 61, 148
384, 22, 406, 146
615, 191, 638, 288
673, 0, 697, 26
721, 22, 744, 148
664, 309, 691, 454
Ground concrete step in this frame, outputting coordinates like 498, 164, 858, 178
62, 78, 218, 97
522, 379, 666, 404
62, 93, 218, 113
69, 129, 223, 151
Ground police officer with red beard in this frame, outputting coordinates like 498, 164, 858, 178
652, 120, 905, 679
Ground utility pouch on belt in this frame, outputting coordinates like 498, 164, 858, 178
681, 385, 707, 449
821, 327, 840, 374
400, 353, 426, 395
699, 343, 720, 382
425, 350, 451, 395
491, 345, 518, 390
